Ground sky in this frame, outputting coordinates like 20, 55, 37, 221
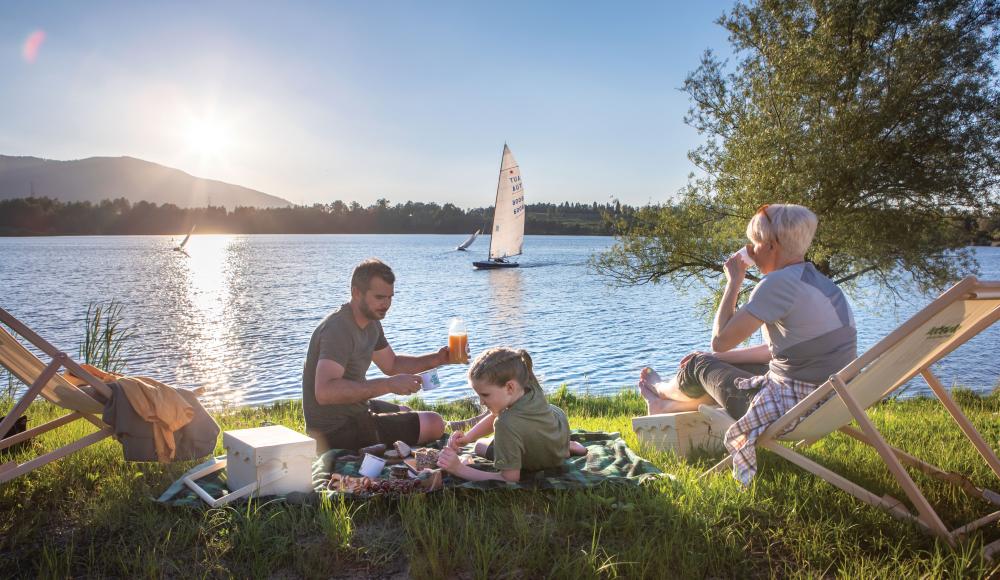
1, 1, 736, 208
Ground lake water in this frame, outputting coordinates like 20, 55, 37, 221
1, 235, 998, 409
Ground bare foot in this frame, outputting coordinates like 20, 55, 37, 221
637, 367, 664, 403
638, 368, 674, 414
569, 441, 587, 456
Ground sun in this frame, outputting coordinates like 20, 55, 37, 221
185, 118, 230, 157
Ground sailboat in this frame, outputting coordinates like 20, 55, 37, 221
456, 229, 480, 251
172, 225, 196, 256
474, 144, 525, 269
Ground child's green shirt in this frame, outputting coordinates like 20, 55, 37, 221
492, 387, 570, 472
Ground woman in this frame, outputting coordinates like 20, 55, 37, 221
639, 204, 856, 483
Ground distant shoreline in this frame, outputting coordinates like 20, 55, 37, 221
0, 230, 614, 238
0, 196, 623, 236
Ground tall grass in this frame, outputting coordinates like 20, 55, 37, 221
79, 300, 134, 374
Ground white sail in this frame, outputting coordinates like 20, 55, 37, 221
457, 229, 480, 250
488, 145, 525, 259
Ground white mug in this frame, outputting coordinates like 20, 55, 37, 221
736, 247, 755, 267
359, 453, 386, 478
420, 369, 442, 391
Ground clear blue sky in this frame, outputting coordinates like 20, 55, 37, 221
1, 1, 736, 207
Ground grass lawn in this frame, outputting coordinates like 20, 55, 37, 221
2, 386, 1000, 578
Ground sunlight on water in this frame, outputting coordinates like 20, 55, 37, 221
178, 235, 244, 406
0, 235, 997, 409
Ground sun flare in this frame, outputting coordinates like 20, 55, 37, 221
185, 118, 230, 157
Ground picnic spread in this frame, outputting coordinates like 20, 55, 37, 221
156, 430, 668, 507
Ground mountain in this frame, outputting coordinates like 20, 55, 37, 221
0, 155, 293, 209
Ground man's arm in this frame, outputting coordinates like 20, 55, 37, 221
314, 359, 420, 405
371, 344, 450, 376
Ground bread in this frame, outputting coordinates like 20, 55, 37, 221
414, 448, 440, 470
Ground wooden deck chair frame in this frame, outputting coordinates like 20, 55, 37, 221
700, 276, 1000, 556
0, 307, 114, 484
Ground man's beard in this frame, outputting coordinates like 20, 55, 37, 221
359, 301, 386, 321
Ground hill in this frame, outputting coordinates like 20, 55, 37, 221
0, 155, 292, 209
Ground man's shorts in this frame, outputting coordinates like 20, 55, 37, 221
312, 400, 421, 453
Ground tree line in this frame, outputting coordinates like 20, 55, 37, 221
0, 197, 638, 236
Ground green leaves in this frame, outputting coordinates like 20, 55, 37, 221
599, 0, 1000, 304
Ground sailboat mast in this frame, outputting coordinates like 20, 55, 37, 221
487, 144, 507, 259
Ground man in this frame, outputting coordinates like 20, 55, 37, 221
303, 258, 457, 453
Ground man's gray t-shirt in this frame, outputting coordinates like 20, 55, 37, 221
742, 262, 857, 384
302, 303, 389, 433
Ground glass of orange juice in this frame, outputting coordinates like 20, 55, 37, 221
448, 318, 468, 364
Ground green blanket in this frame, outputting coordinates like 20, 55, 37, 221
158, 431, 666, 507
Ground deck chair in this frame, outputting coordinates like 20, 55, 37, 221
700, 276, 1000, 555
0, 306, 116, 484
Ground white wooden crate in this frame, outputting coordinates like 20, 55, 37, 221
224, 425, 316, 497
185, 425, 316, 506
631, 411, 726, 457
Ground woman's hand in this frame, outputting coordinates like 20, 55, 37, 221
724, 251, 749, 284
437, 447, 462, 472
679, 351, 707, 371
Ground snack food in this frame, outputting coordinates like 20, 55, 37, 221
394, 440, 412, 458
359, 443, 387, 456
414, 448, 440, 470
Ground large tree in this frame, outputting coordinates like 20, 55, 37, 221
596, 0, 1000, 299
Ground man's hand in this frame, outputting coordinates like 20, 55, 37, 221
437, 447, 462, 472
386, 374, 422, 396
436, 346, 451, 367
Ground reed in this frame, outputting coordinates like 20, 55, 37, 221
79, 300, 134, 374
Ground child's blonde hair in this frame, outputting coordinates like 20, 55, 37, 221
469, 347, 541, 392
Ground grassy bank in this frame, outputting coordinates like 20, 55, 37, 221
2, 387, 1000, 578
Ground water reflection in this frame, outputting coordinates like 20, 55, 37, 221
176, 235, 244, 406
484, 268, 525, 345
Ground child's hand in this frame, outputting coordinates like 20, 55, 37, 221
437, 447, 461, 472
448, 431, 466, 449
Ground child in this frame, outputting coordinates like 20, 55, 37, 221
437, 347, 586, 482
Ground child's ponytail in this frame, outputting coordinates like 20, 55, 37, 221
469, 347, 541, 392
517, 349, 542, 391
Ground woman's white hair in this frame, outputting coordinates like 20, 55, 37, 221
746, 204, 818, 257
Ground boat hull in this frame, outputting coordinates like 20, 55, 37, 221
473, 260, 519, 269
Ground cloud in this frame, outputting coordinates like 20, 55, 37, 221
22, 30, 46, 63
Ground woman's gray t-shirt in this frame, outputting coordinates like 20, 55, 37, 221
742, 262, 857, 384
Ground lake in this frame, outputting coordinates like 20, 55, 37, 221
1, 234, 998, 409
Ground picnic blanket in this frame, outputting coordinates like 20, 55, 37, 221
157, 430, 666, 507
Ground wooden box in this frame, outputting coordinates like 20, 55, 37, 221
223, 425, 316, 497
631, 411, 725, 457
